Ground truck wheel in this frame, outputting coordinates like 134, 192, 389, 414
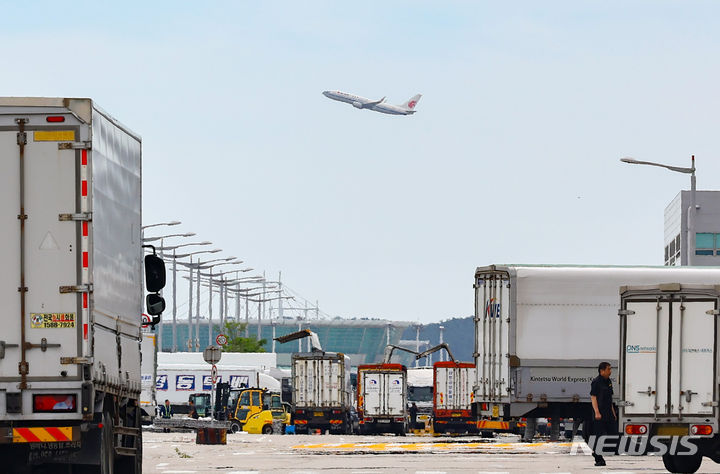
230, 422, 241, 433
100, 412, 115, 474
262, 425, 273, 435
664, 452, 703, 473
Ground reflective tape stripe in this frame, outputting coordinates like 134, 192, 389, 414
81, 149, 87, 166
13, 426, 74, 443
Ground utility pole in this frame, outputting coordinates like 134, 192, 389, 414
172, 249, 177, 352
195, 263, 201, 351
278, 271, 283, 320
208, 267, 213, 347
187, 256, 193, 351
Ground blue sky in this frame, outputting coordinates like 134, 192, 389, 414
3, 2, 720, 323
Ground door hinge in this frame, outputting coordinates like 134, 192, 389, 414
701, 401, 719, 407
59, 284, 93, 294
59, 212, 92, 222
617, 400, 634, 407
706, 309, 720, 316
0, 341, 19, 359
60, 357, 93, 365
618, 309, 636, 316
58, 141, 91, 150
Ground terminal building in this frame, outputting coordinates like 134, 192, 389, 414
664, 190, 720, 266
156, 318, 415, 366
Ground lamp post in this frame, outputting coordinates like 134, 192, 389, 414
142, 232, 195, 243
439, 325, 445, 362
184, 259, 244, 348
175, 249, 223, 351
141, 221, 181, 230
620, 156, 697, 265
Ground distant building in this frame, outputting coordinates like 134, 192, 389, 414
664, 190, 720, 266
157, 318, 414, 367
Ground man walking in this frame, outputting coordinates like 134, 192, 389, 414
590, 361, 618, 467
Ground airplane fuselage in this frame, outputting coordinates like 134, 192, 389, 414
322, 90, 417, 115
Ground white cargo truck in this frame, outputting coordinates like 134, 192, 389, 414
473, 265, 720, 429
140, 332, 157, 423
0, 98, 165, 473
619, 284, 720, 473
359, 368, 408, 435
275, 330, 353, 434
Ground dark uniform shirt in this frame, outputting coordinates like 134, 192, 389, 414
590, 375, 614, 418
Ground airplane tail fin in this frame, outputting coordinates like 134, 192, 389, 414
400, 94, 422, 110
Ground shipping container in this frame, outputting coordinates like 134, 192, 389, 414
357, 364, 408, 435
291, 352, 352, 434
433, 361, 477, 434
0, 97, 164, 472
619, 284, 720, 473
474, 265, 720, 425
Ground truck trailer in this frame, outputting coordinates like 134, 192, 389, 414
432, 361, 477, 434
356, 345, 417, 435
0, 98, 165, 473
618, 284, 720, 473
275, 330, 353, 434
473, 265, 720, 428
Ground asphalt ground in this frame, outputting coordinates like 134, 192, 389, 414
142, 431, 718, 474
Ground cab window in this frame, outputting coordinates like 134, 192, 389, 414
239, 391, 250, 406
251, 391, 260, 406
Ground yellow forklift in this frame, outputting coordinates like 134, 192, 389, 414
218, 385, 287, 433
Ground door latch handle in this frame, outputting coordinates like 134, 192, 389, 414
681, 390, 698, 403
637, 386, 655, 396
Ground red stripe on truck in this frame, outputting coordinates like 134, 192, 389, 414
44, 427, 70, 442
15, 428, 41, 443
82, 221, 88, 237
83, 293, 88, 309
83, 252, 88, 268
81, 149, 87, 166
81, 181, 87, 197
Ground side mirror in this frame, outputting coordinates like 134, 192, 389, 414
146, 293, 166, 316
144, 254, 166, 292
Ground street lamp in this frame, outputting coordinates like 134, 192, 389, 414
173, 248, 221, 259
153, 241, 211, 251
142, 232, 196, 243
620, 155, 697, 265
141, 221, 181, 230
166, 244, 213, 352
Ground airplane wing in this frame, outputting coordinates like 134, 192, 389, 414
364, 96, 385, 107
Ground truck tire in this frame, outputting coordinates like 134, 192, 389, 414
230, 422, 241, 433
262, 425, 273, 435
663, 452, 703, 473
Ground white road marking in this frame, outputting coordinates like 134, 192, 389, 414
156, 463, 169, 467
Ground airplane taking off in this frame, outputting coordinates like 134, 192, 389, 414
322, 90, 421, 115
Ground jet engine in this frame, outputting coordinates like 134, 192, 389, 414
352, 101, 363, 109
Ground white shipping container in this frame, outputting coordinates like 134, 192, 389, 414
435, 364, 474, 411
474, 265, 720, 418
292, 353, 351, 408
362, 370, 406, 417
0, 98, 143, 416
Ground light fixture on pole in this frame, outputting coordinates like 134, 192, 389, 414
620, 156, 697, 265
141, 221, 181, 230
142, 232, 196, 243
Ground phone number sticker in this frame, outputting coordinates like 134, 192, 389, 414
30, 313, 76, 329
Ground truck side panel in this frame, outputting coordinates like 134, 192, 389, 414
90, 108, 143, 393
